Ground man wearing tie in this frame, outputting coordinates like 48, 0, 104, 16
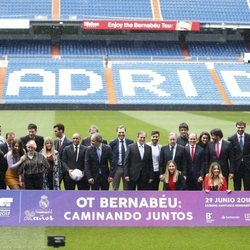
109, 125, 133, 190
185, 133, 205, 190
228, 121, 250, 190
0, 132, 15, 189
124, 131, 154, 190
61, 133, 89, 190
53, 123, 72, 189
159, 132, 187, 180
85, 133, 114, 190
206, 128, 234, 186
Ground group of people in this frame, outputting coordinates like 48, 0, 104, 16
0, 121, 249, 191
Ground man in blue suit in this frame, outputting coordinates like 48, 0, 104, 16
109, 125, 133, 190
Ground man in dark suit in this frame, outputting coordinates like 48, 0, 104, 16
85, 133, 114, 190
177, 122, 189, 146
81, 125, 107, 146
20, 123, 44, 152
53, 123, 72, 189
206, 128, 234, 185
124, 131, 154, 190
61, 133, 89, 190
53, 123, 72, 159
228, 121, 250, 190
185, 133, 205, 190
109, 125, 133, 190
0, 132, 15, 189
159, 132, 187, 179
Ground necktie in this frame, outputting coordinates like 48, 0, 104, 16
191, 145, 194, 161
239, 135, 244, 151
58, 139, 62, 151
216, 142, 220, 158
97, 147, 101, 163
139, 145, 144, 160
170, 146, 174, 159
121, 140, 125, 165
74, 145, 78, 162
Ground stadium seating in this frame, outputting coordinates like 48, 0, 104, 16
188, 41, 247, 58
3, 58, 249, 105
160, 0, 250, 23
0, 40, 51, 57
3, 58, 107, 103
0, 0, 51, 19
60, 0, 153, 20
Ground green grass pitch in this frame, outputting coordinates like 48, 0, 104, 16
0, 110, 250, 250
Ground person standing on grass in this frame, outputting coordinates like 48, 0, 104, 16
5, 139, 26, 189
61, 133, 89, 190
53, 123, 72, 189
159, 132, 187, 182
109, 125, 133, 190
124, 131, 154, 190
85, 133, 114, 190
18, 140, 49, 190
177, 122, 189, 146
0, 132, 15, 189
146, 130, 162, 190
20, 123, 44, 152
185, 133, 205, 190
206, 128, 234, 186
228, 121, 250, 190
81, 125, 107, 146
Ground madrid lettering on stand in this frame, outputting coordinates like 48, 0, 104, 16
3, 63, 250, 103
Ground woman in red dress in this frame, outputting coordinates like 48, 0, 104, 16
204, 162, 227, 191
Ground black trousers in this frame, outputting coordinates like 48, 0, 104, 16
24, 173, 43, 190
234, 163, 250, 190
90, 174, 109, 190
148, 171, 160, 190
0, 172, 6, 189
64, 172, 90, 190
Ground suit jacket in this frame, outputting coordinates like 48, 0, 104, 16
54, 136, 72, 160
206, 140, 234, 176
20, 135, 44, 152
124, 143, 154, 182
228, 133, 250, 172
185, 144, 205, 178
61, 144, 87, 172
0, 142, 10, 173
109, 137, 134, 166
81, 136, 107, 147
85, 144, 115, 180
159, 144, 187, 176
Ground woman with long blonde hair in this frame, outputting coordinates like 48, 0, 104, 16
162, 160, 186, 190
204, 162, 227, 191
41, 136, 60, 190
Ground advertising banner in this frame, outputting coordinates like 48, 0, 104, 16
0, 191, 249, 227
82, 20, 200, 31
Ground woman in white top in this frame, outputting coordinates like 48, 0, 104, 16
5, 139, 26, 189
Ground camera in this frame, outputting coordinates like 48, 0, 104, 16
47, 236, 65, 248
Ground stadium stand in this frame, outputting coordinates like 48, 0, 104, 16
160, 0, 250, 23
0, 0, 51, 19
0, 0, 249, 110
60, 0, 153, 20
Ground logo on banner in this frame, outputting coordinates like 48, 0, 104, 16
0, 198, 13, 217
205, 213, 214, 223
24, 195, 54, 222
244, 214, 250, 221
